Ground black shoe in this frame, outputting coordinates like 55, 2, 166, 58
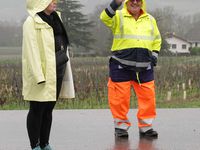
115, 128, 129, 138
139, 129, 158, 139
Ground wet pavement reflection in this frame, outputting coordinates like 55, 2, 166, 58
112, 136, 158, 150
1, 109, 200, 150
137, 137, 157, 150
113, 138, 130, 150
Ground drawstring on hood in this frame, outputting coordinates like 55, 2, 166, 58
26, 0, 52, 17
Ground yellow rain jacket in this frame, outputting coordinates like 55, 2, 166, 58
22, 0, 75, 101
100, 0, 161, 52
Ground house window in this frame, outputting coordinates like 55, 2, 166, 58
195, 42, 198, 47
182, 44, 187, 49
172, 44, 176, 49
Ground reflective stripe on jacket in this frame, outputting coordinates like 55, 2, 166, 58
100, 0, 161, 71
100, 1, 161, 52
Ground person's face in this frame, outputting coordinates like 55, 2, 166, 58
45, 0, 57, 14
127, 0, 142, 15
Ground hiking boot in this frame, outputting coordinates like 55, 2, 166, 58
115, 128, 129, 138
32, 146, 41, 150
139, 129, 158, 139
41, 145, 53, 150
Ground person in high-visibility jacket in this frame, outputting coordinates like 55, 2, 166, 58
100, 0, 161, 138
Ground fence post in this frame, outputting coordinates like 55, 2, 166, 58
182, 83, 185, 90
177, 84, 180, 91
167, 91, 172, 101
183, 91, 187, 100
188, 79, 192, 89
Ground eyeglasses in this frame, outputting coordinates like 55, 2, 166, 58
129, 0, 142, 3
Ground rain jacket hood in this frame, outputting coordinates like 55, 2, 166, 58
26, 0, 52, 17
124, 0, 146, 13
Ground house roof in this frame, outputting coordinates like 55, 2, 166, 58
189, 40, 200, 43
165, 33, 191, 44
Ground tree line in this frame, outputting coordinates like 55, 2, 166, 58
0, 0, 200, 56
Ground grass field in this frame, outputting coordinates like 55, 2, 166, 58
0, 47, 200, 109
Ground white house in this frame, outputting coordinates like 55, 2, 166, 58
189, 40, 200, 48
165, 34, 191, 55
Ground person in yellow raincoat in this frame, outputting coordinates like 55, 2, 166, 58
22, 0, 75, 149
100, 0, 161, 138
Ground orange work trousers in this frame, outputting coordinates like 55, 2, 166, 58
108, 78, 156, 131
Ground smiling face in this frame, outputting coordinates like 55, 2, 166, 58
126, 0, 143, 15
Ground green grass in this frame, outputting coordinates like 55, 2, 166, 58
157, 98, 200, 108
1, 97, 200, 110
0, 101, 28, 110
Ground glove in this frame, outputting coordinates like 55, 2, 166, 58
110, 0, 123, 11
151, 55, 157, 66
115, 0, 125, 5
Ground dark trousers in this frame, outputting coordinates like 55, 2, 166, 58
27, 101, 56, 148
27, 64, 66, 149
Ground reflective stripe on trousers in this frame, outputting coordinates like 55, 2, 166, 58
108, 78, 156, 130
114, 119, 131, 130
133, 80, 156, 128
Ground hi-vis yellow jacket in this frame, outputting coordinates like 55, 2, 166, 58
100, 0, 162, 71
100, 0, 161, 52
22, 0, 75, 101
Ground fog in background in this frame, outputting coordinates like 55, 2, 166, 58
0, 0, 200, 22
0, 0, 200, 49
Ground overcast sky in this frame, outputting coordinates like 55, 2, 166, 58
0, 0, 200, 22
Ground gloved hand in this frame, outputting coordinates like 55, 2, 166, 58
115, 0, 125, 5
151, 55, 157, 66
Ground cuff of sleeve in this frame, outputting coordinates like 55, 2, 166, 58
36, 75, 45, 84
105, 0, 121, 18
152, 51, 159, 58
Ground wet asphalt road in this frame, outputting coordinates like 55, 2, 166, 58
0, 109, 200, 150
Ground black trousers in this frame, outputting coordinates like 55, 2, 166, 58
27, 101, 56, 148
27, 64, 66, 149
